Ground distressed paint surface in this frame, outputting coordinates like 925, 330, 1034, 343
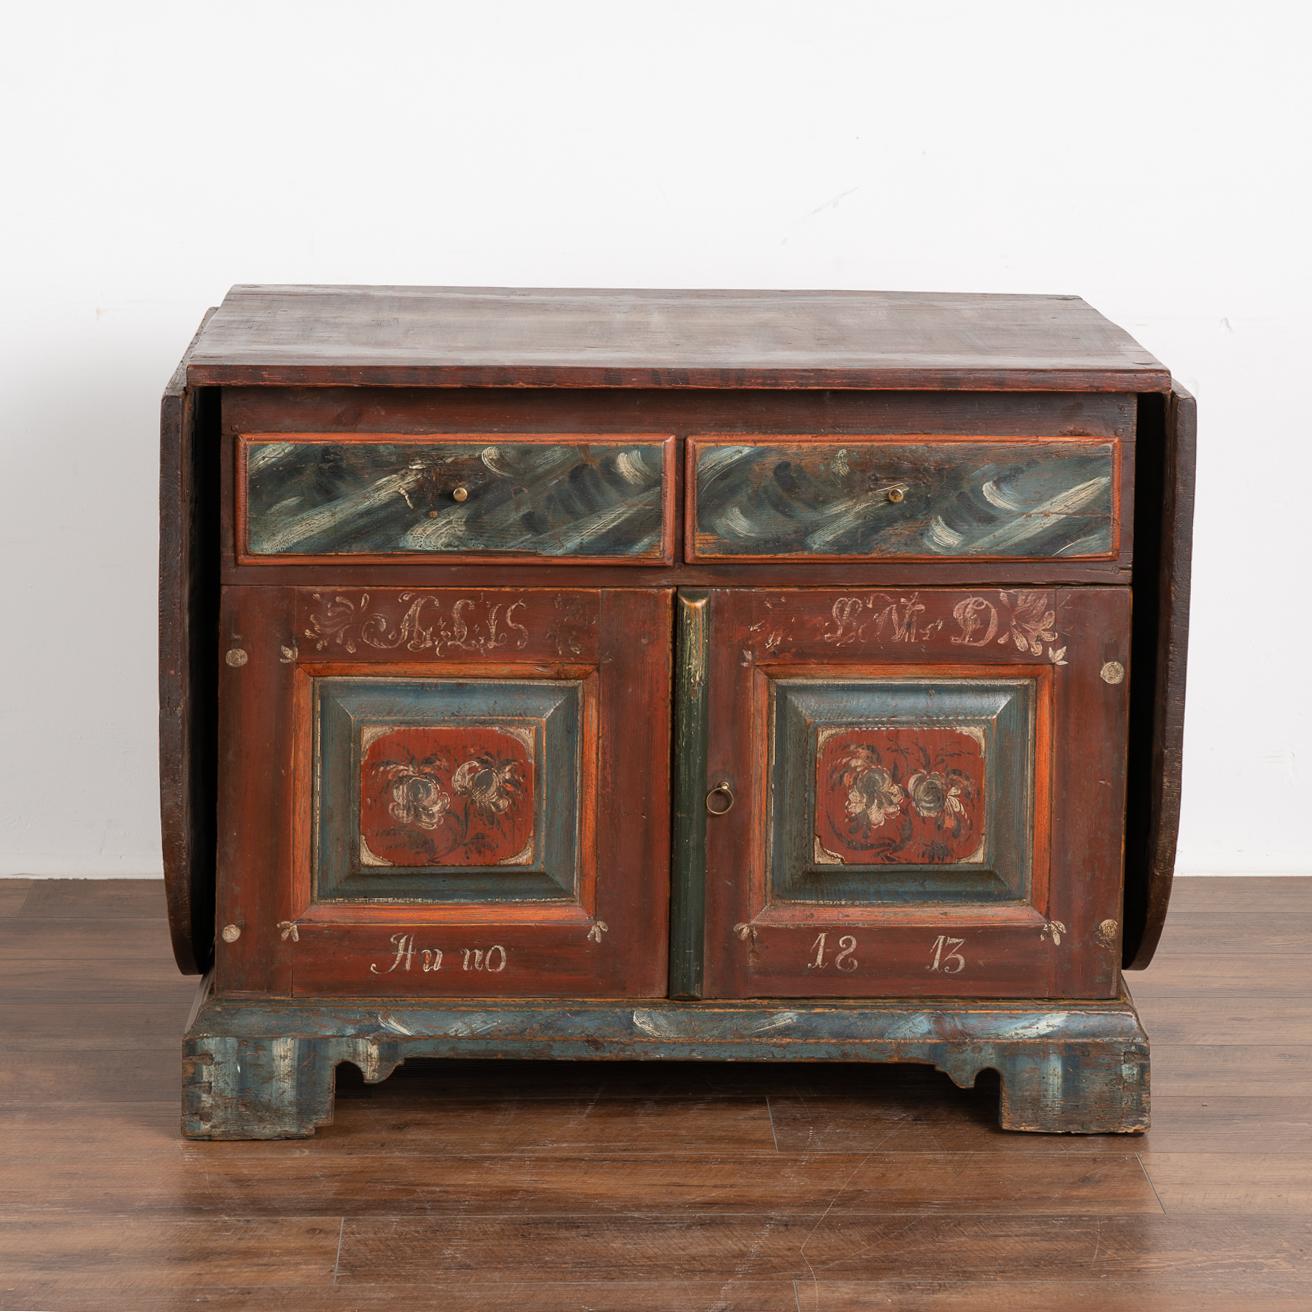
670, 592, 710, 999
242, 435, 672, 560
359, 724, 536, 868
815, 725, 986, 865
182, 983, 1150, 1139
691, 438, 1117, 560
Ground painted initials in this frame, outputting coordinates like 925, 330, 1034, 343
807, 932, 859, 972
821, 594, 943, 646
306, 593, 531, 656
928, 935, 967, 974
814, 591, 1067, 666
950, 597, 998, 646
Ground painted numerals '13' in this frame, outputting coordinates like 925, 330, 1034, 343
928, 935, 967, 974
807, 932, 858, 972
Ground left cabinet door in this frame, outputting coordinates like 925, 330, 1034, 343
215, 586, 672, 998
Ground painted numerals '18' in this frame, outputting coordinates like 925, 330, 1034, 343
928, 935, 967, 974
807, 932, 858, 972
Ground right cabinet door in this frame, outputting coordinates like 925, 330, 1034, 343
695, 587, 1130, 999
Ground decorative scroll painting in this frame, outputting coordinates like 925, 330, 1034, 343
359, 724, 536, 868
692, 438, 1117, 559
242, 435, 671, 560
814, 725, 986, 866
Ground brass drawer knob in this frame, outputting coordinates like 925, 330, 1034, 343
452, 486, 470, 503
886, 486, 906, 504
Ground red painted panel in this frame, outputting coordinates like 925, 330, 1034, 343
815, 726, 985, 866
359, 725, 536, 869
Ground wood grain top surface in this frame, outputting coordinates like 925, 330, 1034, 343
185, 285, 1170, 391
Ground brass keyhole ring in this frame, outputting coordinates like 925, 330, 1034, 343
706, 780, 735, 815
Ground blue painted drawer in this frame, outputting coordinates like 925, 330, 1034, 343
687, 435, 1125, 562
238, 433, 676, 563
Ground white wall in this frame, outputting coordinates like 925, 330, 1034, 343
1, 1, 1308, 875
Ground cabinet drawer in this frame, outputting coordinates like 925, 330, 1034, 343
687, 435, 1124, 562
237, 433, 676, 564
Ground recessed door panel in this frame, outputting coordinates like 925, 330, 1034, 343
314, 676, 585, 903
772, 675, 1041, 906
216, 586, 671, 998
690, 587, 1129, 1000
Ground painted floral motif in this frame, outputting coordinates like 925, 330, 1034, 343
906, 769, 966, 822
453, 754, 526, 819
359, 725, 535, 868
834, 747, 906, 829
380, 764, 451, 830
815, 726, 984, 865
1000, 591, 1061, 658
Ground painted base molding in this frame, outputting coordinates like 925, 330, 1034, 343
181, 977, 1149, 1139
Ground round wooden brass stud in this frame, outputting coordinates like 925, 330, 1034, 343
452, 486, 470, 503
1100, 661, 1125, 685
221, 923, 242, 943
225, 648, 248, 668
886, 487, 906, 504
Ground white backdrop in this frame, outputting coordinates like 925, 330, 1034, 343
1, 1, 1308, 875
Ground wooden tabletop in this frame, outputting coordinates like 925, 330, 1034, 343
184, 285, 1170, 391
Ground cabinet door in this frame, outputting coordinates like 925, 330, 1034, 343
687, 587, 1129, 999
216, 586, 671, 997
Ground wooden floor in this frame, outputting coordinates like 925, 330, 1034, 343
1, 878, 1310, 1311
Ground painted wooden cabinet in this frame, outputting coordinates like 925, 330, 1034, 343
161, 287, 1194, 1139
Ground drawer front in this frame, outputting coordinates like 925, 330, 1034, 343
238, 433, 676, 564
687, 436, 1123, 562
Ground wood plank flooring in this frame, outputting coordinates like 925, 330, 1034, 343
0, 876, 1309, 1311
